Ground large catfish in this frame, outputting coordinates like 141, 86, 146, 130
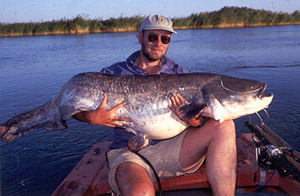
0, 72, 273, 151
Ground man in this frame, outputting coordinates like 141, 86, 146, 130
74, 15, 237, 196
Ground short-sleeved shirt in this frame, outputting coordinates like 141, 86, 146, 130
101, 50, 189, 149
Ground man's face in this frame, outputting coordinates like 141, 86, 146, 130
139, 30, 172, 62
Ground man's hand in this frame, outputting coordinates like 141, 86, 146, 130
169, 93, 204, 127
73, 93, 131, 127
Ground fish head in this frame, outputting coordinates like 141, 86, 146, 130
202, 75, 273, 122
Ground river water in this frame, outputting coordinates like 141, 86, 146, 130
0, 25, 300, 195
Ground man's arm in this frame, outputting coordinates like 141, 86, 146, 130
73, 93, 131, 127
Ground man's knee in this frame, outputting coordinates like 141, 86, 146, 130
220, 119, 235, 133
209, 119, 236, 137
116, 162, 155, 196
119, 182, 154, 196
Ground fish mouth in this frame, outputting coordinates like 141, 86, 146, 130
256, 84, 273, 98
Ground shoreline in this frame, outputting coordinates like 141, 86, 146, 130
1, 22, 300, 37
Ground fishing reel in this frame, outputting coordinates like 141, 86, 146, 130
258, 144, 293, 176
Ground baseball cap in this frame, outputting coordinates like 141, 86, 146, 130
140, 15, 177, 34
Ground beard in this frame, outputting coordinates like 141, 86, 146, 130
141, 42, 166, 62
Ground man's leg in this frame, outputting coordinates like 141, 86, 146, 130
180, 119, 237, 196
115, 162, 155, 196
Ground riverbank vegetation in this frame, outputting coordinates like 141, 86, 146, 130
1, 6, 300, 37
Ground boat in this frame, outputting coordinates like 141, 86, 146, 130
52, 122, 300, 195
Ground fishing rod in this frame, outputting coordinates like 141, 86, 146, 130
245, 121, 300, 182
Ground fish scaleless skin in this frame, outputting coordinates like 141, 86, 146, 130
0, 72, 273, 151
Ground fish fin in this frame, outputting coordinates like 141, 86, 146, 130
125, 127, 137, 134
0, 124, 9, 138
128, 133, 149, 152
178, 98, 207, 122
0, 125, 17, 142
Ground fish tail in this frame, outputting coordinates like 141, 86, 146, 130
0, 101, 67, 142
0, 124, 17, 142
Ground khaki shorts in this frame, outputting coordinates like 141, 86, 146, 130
106, 130, 206, 194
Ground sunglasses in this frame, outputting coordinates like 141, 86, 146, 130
147, 33, 171, 45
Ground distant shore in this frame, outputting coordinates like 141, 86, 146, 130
0, 27, 137, 37
1, 6, 300, 37
0, 22, 300, 37
1, 22, 300, 38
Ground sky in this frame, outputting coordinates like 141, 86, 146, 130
0, 0, 300, 23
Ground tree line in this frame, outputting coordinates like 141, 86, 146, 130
1, 6, 300, 37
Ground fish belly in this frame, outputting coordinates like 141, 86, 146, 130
128, 111, 188, 140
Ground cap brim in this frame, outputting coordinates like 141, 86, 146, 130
143, 27, 177, 34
